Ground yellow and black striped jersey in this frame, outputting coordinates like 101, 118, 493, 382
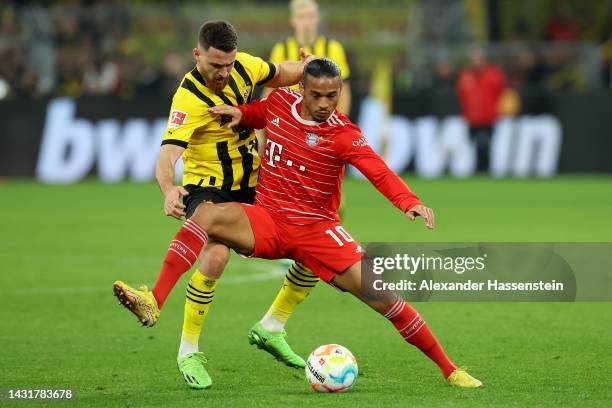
162, 52, 276, 190
269, 35, 350, 90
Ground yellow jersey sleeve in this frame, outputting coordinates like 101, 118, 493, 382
269, 42, 286, 64
327, 39, 351, 81
161, 87, 211, 148
236, 52, 277, 86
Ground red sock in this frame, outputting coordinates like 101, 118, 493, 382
384, 298, 457, 378
152, 219, 208, 309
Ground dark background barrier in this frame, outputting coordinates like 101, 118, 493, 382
0, 96, 171, 178
381, 91, 612, 173
1, 91, 611, 180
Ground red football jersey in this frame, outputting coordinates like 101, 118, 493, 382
238, 87, 421, 225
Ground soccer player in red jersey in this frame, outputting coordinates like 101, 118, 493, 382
116, 58, 483, 388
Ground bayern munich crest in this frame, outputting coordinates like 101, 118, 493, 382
305, 132, 321, 146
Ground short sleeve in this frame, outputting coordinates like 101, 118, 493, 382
328, 40, 351, 80
236, 52, 277, 86
161, 89, 207, 148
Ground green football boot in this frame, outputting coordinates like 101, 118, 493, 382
247, 322, 306, 369
177, 352, 212, 390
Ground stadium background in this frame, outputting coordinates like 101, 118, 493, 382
1, 0, 611, 406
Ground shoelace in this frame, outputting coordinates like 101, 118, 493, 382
180, 353, 208, 385
186, 352, 208, 366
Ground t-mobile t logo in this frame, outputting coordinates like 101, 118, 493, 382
265, 140, 283, 168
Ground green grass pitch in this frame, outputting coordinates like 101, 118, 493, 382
1, 176, 611, 407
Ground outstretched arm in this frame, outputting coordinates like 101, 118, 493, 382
340, 133, 434, 229
263, 48, 314, 89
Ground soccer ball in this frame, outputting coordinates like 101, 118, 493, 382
305, 344, 358, 392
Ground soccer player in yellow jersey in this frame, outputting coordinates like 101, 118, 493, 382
253, 0, 353, 352
265, 0, 351, 114
113, 20, 314, 390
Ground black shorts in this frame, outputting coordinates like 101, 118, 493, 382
183, 185, 256, 218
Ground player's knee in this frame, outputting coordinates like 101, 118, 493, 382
198, 248, 229, 280
204, 252, 229, 279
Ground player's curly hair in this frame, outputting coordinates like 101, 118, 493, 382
198, 20, 238, 52
302, 58, 341, 84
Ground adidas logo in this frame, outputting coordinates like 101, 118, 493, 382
271, 117, 280, 127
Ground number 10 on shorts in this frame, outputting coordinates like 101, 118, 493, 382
325, 226, 354, 246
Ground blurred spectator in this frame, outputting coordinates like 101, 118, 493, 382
602, 31, 612, 90
507, 47, 550, 91
509, 19, 533, 42
431, 57, 455, 92
265, 0, 352, 115
456, 46, 507, 172
0, 1, 611, 99
544, 2, 579, 42
115, 53, 145, 99
157, 52, 188, 96
82, 54, 119, 95
121, 52, 187, 98
543, 46, 583, 90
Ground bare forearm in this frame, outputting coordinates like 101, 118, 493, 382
155, 144, 185, 196
255, 129, 268, 158
265, 61, 304, 88
156, 160, 176, 196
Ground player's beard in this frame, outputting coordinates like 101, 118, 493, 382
212, 76, 228, 91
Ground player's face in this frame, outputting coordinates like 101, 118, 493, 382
193, 45, 237, 92
290, 4, 319, 39
300, 75, 342, 122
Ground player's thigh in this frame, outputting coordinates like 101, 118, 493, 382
292, 222, 362, 282
333, 262, 396, 315
198, 240, 230, 280
192, 202, 255, 255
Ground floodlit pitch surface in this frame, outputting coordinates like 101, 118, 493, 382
1, 177, 611, 407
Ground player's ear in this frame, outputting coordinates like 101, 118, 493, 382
298, 81, 305, 95
192, 47, 199, 61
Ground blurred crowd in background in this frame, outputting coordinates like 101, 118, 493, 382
1, 0, 611, 101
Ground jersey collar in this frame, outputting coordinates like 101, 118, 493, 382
190, 67, 206, 87
291, 96, 334, 127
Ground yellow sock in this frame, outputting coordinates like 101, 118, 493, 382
181, 269, 217, 346
265, 262, 319, 325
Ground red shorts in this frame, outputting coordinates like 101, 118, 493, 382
240, 203, 362, 282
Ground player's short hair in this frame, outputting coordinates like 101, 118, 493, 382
289, 0, 319, 14
302, 58, 341, 85
198, 20, 238, 52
